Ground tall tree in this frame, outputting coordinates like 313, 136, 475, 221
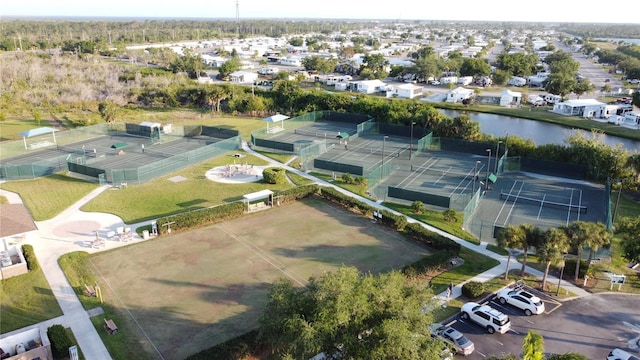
584, 222, 610, 265
520, 224, 544, 276
258, 267, 440, 360
358, 53, 389, 80
565, 221, 592, 281
496, 225, 526, 280
538, 228, 570, 291
573, 79, 596, 99
616, 216, 640, 263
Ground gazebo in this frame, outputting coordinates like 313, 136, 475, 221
19, 127, 58, 150
242, 189, 274, 212
263, 114, 289, 133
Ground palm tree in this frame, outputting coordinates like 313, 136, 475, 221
585, 222, 611, 265
520, 224, 544, 276
538, 228, 569, 290
496, 225, 525, 280
565, 221, 591, 281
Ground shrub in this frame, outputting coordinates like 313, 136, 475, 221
411, 201, 425, 214
402, 249, 456, 276
462, 281, 485, 298
22, 244, 39, 271
341, 173, 354, 184
443, 209, 458, 222
47, 324, 74, 359
354, 176, 367, 187
262, 167, 287, 184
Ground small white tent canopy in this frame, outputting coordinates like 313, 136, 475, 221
242, 189, 274, 212
263, 114, 289, 133
19, 127, 58, 149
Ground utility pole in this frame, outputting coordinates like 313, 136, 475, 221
235, 0, 240, 38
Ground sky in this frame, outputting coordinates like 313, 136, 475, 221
2, 0, 639, 24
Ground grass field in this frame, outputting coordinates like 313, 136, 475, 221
85, 198, 431, 360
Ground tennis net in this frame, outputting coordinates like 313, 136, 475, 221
294, 129, 336, 139
500, 192, 587, 214
143, 148, 173, 159
410, 165, 475, 181
349, 146, 402, 158
57, 144, 86, 154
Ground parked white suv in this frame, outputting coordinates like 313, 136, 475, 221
460, 302, 511, 334
607, 348, 640, 360
496, 288, 545, 316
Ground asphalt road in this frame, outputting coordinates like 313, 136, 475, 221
450, 292, 640, 359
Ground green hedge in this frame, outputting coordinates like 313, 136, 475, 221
462, 281, 485, 298
402, 249, 456, 277
319, 187, 374, 217
563, 259, 589, 279
185, 330, 263, 360
403, 223, 461, 254
47, 324, 73, 359
263, 167, 287, 184
275, 184, 319, 205
22, 244, 39, 272
156, 202, 246, 234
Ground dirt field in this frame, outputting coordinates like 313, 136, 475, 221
90, 198, 430, 360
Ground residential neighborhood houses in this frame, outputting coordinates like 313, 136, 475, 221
124, 23, 639, 126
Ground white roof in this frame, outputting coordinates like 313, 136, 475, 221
396, 83, 422, 90
242, 189, 273, 202
230, 70, 256, 77
448, 87, 474, 94
558, 99, 606, 107
356, 79, 386, 87
501, 89, 521, 97
139, 121, 161, 128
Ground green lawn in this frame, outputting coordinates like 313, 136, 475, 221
0, 118, 44, 141
81, 151, 293, 223
0, 174, 99, 221
384, 202, 478, 244
429, 247, 500, 295
0, 268, 63, 334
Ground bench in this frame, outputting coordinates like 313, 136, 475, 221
84, 284, 96, 297
104, 319, 118, 334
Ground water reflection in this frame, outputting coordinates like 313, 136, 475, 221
439, 109, 640, 151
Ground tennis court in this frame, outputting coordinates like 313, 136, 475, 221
469, 172, 606, 238
316, 133, 412, 171
267, 121, 358, 145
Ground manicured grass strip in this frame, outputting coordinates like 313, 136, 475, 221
0, 196, 8, 204
429, 247, 500, 295
81, 152, 293, 223
384, 202, 478, 243
257, 150, 295, 164
0, 268, 63, 333
0, 174, 99, 221
286, 171, 315, 186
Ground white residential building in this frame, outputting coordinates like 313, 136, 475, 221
500, 89, 522, 107
552, 99, 607, 118
446, 87, 475, 103
387, 84, 423, 99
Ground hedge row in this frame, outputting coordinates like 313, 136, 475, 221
318, 187, 374, 217
47, 324, 74, 359
404, 223, 461, 254
156, 185, 319, 234
156, 202, 245, 234
402, 249, 457, 277
22, 244, 39, 272
185, 330, 264, 360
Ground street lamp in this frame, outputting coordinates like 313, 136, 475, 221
504, 131, 509, 156
485, 148, 491, 191
494, 140, 502, 173
382, 135, 389, 165
473, 160, 481, 194
556, 254, 567, 296
409, 122, 416, 160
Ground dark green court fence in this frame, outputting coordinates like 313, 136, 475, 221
387, 187, 451, 208
105, 135, 241, 184
0, 155, 71, 180
504, 156, 586, 180
313, 159, 364, 176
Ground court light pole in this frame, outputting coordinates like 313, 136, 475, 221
494, 140, 502, 173
409, 121, 416, 160
473, 160, 481, 194
382, 135, 389, 165
504, 131, 509, 156
485, 148, 491, 191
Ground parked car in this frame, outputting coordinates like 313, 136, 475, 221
429, 323, 475, 355
607, 348, 640, 360
428, 79, 441, 85
460, 302, 511, 334
496, 288, 545, 316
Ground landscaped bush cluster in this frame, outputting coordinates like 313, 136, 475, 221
21, 244, 39, 271
156, 202, 245, 234
462, 281, 485, 298
47, 324, 74, 359
563, 259, 589, 279
262, 167, 287, 184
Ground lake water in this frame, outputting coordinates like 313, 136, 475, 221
439, 109, 640, 152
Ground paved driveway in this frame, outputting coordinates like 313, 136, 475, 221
451, 293, 640, 359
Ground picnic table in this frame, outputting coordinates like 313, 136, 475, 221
104, 319, 118, 334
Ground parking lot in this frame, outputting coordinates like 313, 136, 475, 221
449, 289, 640, 359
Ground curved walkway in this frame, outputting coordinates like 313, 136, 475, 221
1, 142, 590, 359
